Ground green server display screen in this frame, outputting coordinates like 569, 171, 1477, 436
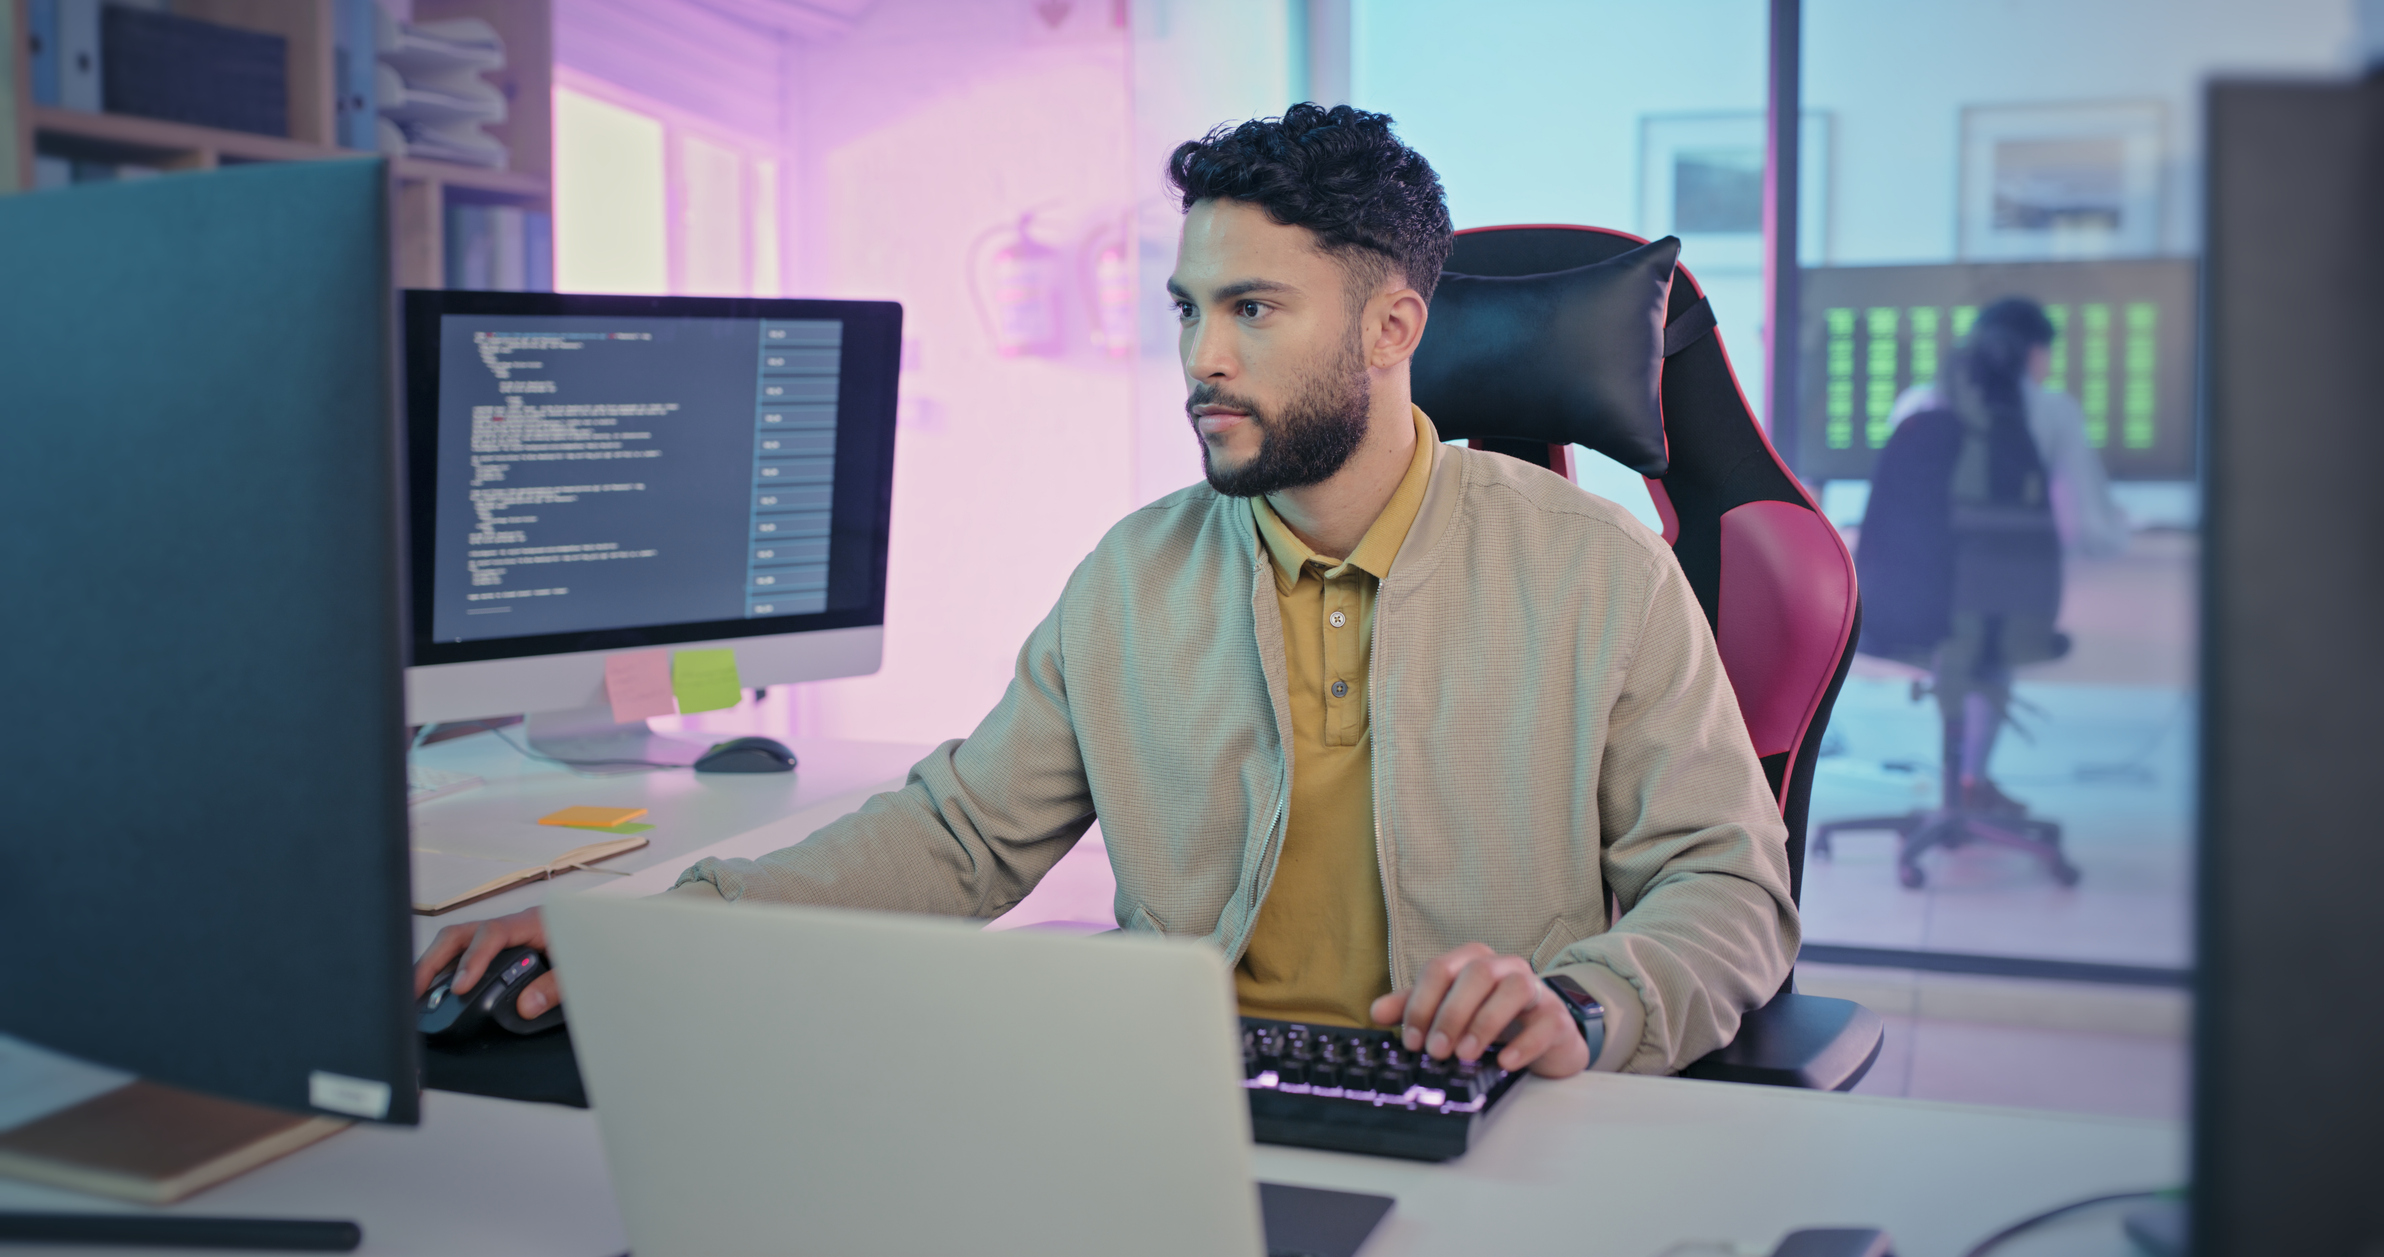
1798, 258, 2198, 481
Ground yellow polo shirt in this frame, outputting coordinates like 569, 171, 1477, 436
1235, 406, 1438, 1027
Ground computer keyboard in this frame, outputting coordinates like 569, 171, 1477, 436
1241, 1017, 1523, 1162
407, 763, 484, 806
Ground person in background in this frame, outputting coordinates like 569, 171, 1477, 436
1885, 299, 2129, 559
1859, 299, 2073, 817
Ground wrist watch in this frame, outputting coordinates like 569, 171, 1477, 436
1542, 974, 1606, 1068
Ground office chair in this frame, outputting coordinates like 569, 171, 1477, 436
1806, 705, 2080, 890
1413, 225, 1882, 1092
1809, 399, 2080, 890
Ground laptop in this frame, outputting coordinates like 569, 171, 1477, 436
544, 894, 1394, 1257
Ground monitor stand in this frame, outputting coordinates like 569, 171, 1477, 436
525, 705, 712, 773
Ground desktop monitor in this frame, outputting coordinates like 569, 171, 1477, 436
0, 160, 419, 1122
1796, 258, 2198, 483
2198, 74, 2384, 1256
399, 291, 901, 759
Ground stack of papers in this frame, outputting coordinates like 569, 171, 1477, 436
373, 12, 508, 168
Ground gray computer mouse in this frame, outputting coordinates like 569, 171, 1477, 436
693, 735, 797, 773
418, 946, 564, 1040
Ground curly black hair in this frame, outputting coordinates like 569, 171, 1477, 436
1166, 102, 1454, 305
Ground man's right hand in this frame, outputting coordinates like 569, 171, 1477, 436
413, 907, 559, 1021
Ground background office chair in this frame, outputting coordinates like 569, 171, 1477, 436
1809, 371, 2080, 890
1413, 225, 1882, 1091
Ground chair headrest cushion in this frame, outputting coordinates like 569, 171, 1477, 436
1411, 235, 1679, 476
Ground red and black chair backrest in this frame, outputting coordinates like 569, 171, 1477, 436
1414, 224, 1860, 903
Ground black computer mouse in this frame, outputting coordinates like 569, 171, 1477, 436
693, 735, 797, 774
418, 945, 565, 1040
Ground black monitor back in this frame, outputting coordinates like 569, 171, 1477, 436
0, 160, 417, 1123
2199, 74, 2384, 1253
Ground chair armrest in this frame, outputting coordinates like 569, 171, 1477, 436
1679, 993, 1884, 1092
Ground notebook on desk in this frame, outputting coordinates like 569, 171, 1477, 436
544, 894, 1395, 1257
409, 833, 648, 915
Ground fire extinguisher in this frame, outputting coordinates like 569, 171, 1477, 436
970, 213, 1065, 358
1082, 214, 1135, 359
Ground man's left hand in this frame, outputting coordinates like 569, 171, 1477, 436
1367, 942, 1592, 1078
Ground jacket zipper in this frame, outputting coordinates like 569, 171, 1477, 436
1236, 557, 1295, 966
1244, 768, 1290, 963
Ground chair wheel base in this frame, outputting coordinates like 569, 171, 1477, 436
1820, 806, 2081, 890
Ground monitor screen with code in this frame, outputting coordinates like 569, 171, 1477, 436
404, 293, 900, 667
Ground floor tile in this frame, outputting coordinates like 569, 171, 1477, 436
1798, 964, 2189, 1037
1896, 1017, 2188, 1121
1802, 673, 2196, 969
1804, 533, 2201, 967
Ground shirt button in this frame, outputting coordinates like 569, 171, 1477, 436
1329, 610, 1347, 628
1331, 680, 1349, 698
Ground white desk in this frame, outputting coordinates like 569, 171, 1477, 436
0, 1069, 2181, 1257
0, 733, 2186, 1257
401, 729, 931, 951
1248, 1078, 2180, 1256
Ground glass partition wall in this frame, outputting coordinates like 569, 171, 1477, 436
1795, 0, 2354, 977
1789, 0, 2352, 1116
1792, 0, 2345, 1116
1332, 0, 2360, 1115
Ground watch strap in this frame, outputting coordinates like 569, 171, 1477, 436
1543, 974, 1606, 1068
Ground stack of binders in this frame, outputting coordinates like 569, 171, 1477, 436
99, 7, 287, 136
445, 203, 554, 292
332, 0, 380, 151
26, 0, 101, 112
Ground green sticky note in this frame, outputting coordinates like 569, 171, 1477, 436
671, 649, 743, 714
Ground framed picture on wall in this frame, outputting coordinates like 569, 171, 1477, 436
1637, 110, 1830, 273
1958, 100, 2165, 260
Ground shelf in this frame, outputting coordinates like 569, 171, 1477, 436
16, 0, 553, 288
32, 108, 546, 200
32, 105, 350, 167
34, 108, 546, 196
393, 157, 547, 198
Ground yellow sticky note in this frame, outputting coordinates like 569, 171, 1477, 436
671, 648, 743, 714
539, 806, 649, 829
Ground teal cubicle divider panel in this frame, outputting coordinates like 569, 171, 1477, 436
0, 159, 418, 1124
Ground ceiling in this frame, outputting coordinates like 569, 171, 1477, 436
687, 0, 882, 39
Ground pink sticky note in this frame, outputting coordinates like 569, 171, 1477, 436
604, 651, 677, 724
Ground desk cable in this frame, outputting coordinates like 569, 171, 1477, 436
1960, 1187, 2178, 1257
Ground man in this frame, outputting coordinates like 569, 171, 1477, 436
419, 104, 1798, 1078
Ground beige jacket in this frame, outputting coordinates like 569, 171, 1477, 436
672, 441, 1800, 1074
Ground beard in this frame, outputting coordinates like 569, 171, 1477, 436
1190, 329, 1372, 499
